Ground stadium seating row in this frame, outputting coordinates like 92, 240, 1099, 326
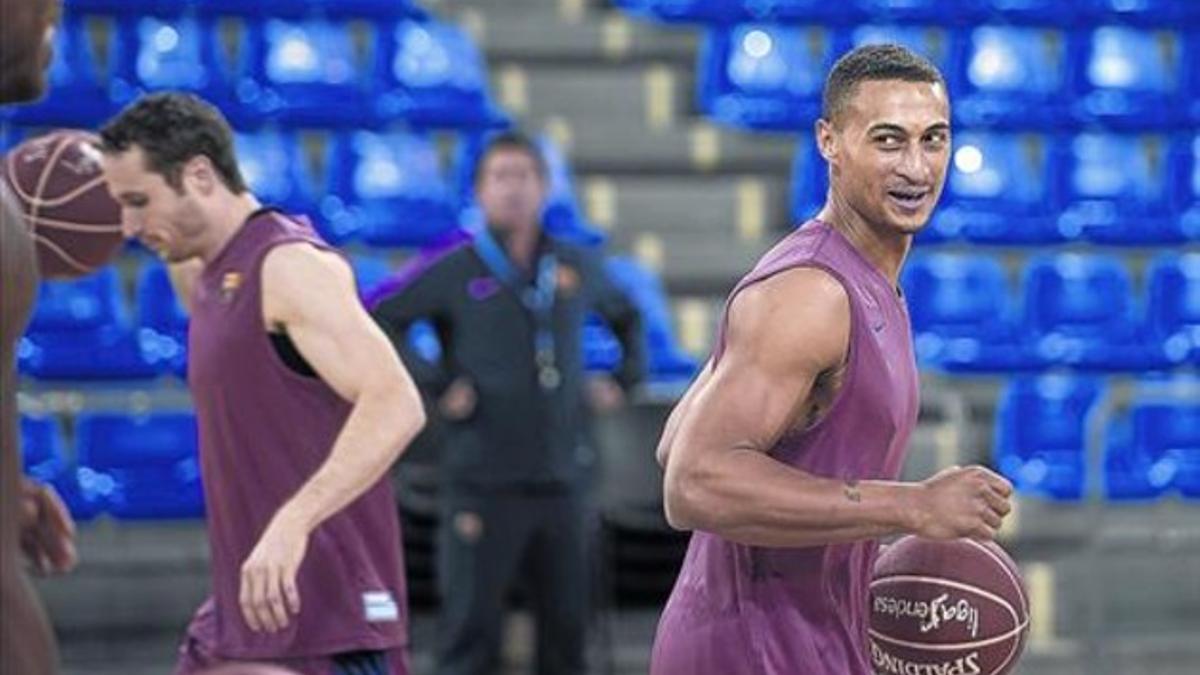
903, 251, 1200, 373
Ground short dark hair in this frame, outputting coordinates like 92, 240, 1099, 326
474, 131, 547, 182
98, 92, 247, 194
822, 44, 947, 124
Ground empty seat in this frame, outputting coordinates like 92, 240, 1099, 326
376, 19, 509, 130
1146, 253, 1200, 366
136, 263, 189, 376
247, 18, 378, 127
1182, 133, 1200, 238
1063, 132, 1185, 245
20, 268, 161, 380
1075, 26, 1185, 129
330, 130, 457, 248
1022, 253, 1173, 371
994, 375, 1104, 501
902, 253, 1038, 372
76, 412, 204, 519
698, 23, 835, 130
235, 128, 322, 217
1080, 0, 1199, 25
789, 135, 828, 227
613, 0, 854, 23
938, 131, 1067, 244
604, 257, 699, 381
1107, 398, 1200, 500
351, 254, 393, 298
954, 25, 1075, 129
19, 415, 93, 520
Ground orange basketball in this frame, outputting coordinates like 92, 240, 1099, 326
1, 129, 125, 278
869, 536, 1030, 675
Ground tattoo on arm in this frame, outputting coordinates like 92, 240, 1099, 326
843, 479, 862, 503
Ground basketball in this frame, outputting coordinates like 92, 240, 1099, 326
869, 536, 1030, 675
198, 665, 300, 675
1, 129, 125, 278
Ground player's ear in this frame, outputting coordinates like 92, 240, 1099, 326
816, 118, 838, 163
182, 155, 217, 196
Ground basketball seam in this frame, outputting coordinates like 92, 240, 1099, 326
23, 213, 123, 233
868, 618, 1030, 652
964, 540, 1029, 675
32, 232, 96, 275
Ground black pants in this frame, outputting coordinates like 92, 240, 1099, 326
435, 487, 591, 675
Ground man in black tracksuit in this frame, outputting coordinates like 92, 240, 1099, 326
372, 132, 644, 675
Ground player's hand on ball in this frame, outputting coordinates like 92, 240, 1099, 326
240, 515, 308, 633
911, 465, 1014, 541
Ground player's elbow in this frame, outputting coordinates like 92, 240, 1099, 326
663, 461, 716, 532
369, 372, 427, 460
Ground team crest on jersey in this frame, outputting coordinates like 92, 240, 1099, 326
220, 271, 242, 302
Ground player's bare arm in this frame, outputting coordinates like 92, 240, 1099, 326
238, 242, 427, 633
660, 267, 1013, 548
656, 359, 712, 469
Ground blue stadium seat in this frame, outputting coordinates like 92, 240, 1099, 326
789, 136, 827, 226
954, 25, 1075, 129
974, 0, 1078, 24
843, 25, 960, 89
76, 412, 204, 520
107, 12, 257, 125
235, 128, 322, 220
329, 130, 457, 248
1146, 253, 1200, 366
20, 268, 162, 380
698, 23, 835, 131
136, 263, 189, 377
1063, 133, 1185, 245
994, 375, 1103, 500
1183, 133, 1200, 237
604, 257, 699, 381
247, 18, 378, 127
1022, 253, 1174, 371
1080, 0, 1200, 26
8, 15, 116, 126
852, 0, 978, 25
20, 415, 94, 520
376, 20, 509, 130
902, 253, 1039, 373
1107, 398, 1200, 501
936, 131, 1067, 244
351, 254, 393, 297
1074, 26, 1185, 129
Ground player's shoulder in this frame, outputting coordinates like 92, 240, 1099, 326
261, 241, 353, 293
726, 265, 851, 367
733, 265, 850, 322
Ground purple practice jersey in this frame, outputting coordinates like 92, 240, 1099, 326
182, 209, 408, 666
651, 220, 920, 675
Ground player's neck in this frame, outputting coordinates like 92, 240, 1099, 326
491, 222, 542, 272
199, 193, 263, 264
816, 195, 910, 289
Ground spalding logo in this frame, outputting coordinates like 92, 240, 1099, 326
870, 641, 982, 675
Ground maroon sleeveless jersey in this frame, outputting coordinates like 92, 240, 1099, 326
184, 210, 408, 660
651, 220, 920, 675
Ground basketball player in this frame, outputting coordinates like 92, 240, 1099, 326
97, 92, 426, 675
1, 1, 82, 674
651, 45, 1015, 674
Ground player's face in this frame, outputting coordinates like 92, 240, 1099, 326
822, 79, 951, 235
102, 146, 207, 263
476, 148, 547, 235
0, 0, 61, 103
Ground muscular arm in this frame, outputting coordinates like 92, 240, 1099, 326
261, 244, 426, 533
661, 267, 1013, 548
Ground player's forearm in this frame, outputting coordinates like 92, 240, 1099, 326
664, 447, 920, 548
274, 380, 426, 534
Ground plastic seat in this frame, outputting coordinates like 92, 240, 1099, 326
1182, 133, 1200, 238
994, 375, 1103, 501
1107, 399, 1200, 501
76, 412, 204, 519
954, 25, 1075, 130
20, 268, 162, 380
330, 130, 457, 248
902, 253, 1038, 372
1062, 132, 1184, 245
1146, 253, 1200, 366
235, 128, 323, 218
937, 131, 1067, 244
136, 263, 189, 377
376, 19, 509, 129
612, 0, 855, 23
20, 415, 94, 520
698, 23, 835, 131
1079, 0, 1200, 26
1022, 253, 1172, 371
247, 18, 378, 127
8, 15, 117, 126
789, 135, 828, 227
1074, 26, 1185, 129
604, 257, 699, 381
